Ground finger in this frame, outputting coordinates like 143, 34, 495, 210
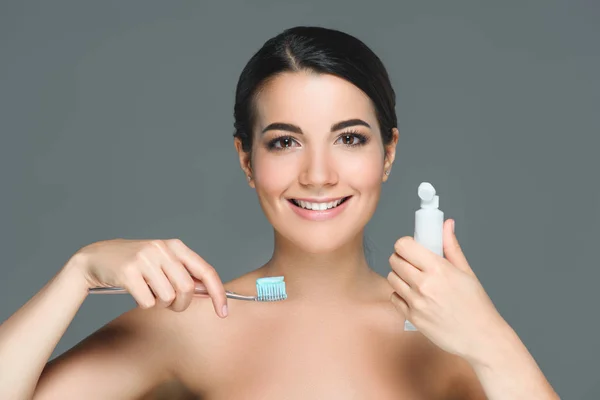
443, 219, 475, 276
151, 242, 195, 312
162, 261, 195, 312
393, 236, 438, 272
191, 279, 210, 297
390, 292, 409, 319
138, 251, 176, 308
163, 260, 195, 311
387, 270, 412, 304
388, 253, 422, 288
122, 266, 156, 309
166, 239, 228, 318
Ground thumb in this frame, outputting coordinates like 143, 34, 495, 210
443, 219, 475, 276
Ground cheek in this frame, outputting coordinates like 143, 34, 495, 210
252, 151, 299, 196
343, 151, 384, 190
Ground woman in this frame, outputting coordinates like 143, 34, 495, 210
0, 26, 558, 399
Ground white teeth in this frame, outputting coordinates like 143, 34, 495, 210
295, 198, 345, 210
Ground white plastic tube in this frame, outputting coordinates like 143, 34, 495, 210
404, 182, 444, 332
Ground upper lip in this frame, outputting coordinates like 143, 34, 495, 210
288, 196, 350, 203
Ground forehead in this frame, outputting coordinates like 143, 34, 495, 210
253, 71, 378, 130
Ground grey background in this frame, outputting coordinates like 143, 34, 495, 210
1, 0, 598, 398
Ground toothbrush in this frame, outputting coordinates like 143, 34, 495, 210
89, 276, 288, 302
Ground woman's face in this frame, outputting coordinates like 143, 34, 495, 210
236, 71, 397, 253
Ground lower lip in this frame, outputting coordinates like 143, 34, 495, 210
288, 197, 352, 221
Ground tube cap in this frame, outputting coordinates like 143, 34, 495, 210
418, 182, 439, 209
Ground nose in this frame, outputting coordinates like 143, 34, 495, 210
298, 147, 338, 189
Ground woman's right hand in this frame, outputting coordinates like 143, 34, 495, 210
73, 238, 228, 317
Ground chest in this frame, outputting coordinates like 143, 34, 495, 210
176, 315, 445, 400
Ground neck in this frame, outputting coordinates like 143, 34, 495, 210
259, 229, 379, 305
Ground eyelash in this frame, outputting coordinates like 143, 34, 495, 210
266, 130, 370, 151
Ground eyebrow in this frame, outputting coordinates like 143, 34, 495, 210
261, 118, 371, 135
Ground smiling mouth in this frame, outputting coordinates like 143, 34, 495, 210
287, 196, 352, 211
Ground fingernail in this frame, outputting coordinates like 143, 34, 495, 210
222, 304, 228, 317
452, 220, 456, 233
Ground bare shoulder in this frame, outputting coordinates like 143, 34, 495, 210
373, 277, 485, 399
36, 271, 264, 400
36, 305, 183, 399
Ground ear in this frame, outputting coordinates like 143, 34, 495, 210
382, 128, 399, 182
234, 137, 255, 188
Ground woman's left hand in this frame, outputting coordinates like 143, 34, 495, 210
388, 219, 508, 361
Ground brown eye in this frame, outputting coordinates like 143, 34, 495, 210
267, 136, 299, 150
336, 132, 369, 147
278, 138, 294, 148
341, 135, 358, 145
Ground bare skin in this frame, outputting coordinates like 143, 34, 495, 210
167, 269, 463, 400
37, 267, 477, 400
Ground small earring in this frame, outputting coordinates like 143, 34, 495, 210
247, 175, 251, 181
385, 170, 390, 176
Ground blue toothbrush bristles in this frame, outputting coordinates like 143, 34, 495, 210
256, 276, 287, 301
